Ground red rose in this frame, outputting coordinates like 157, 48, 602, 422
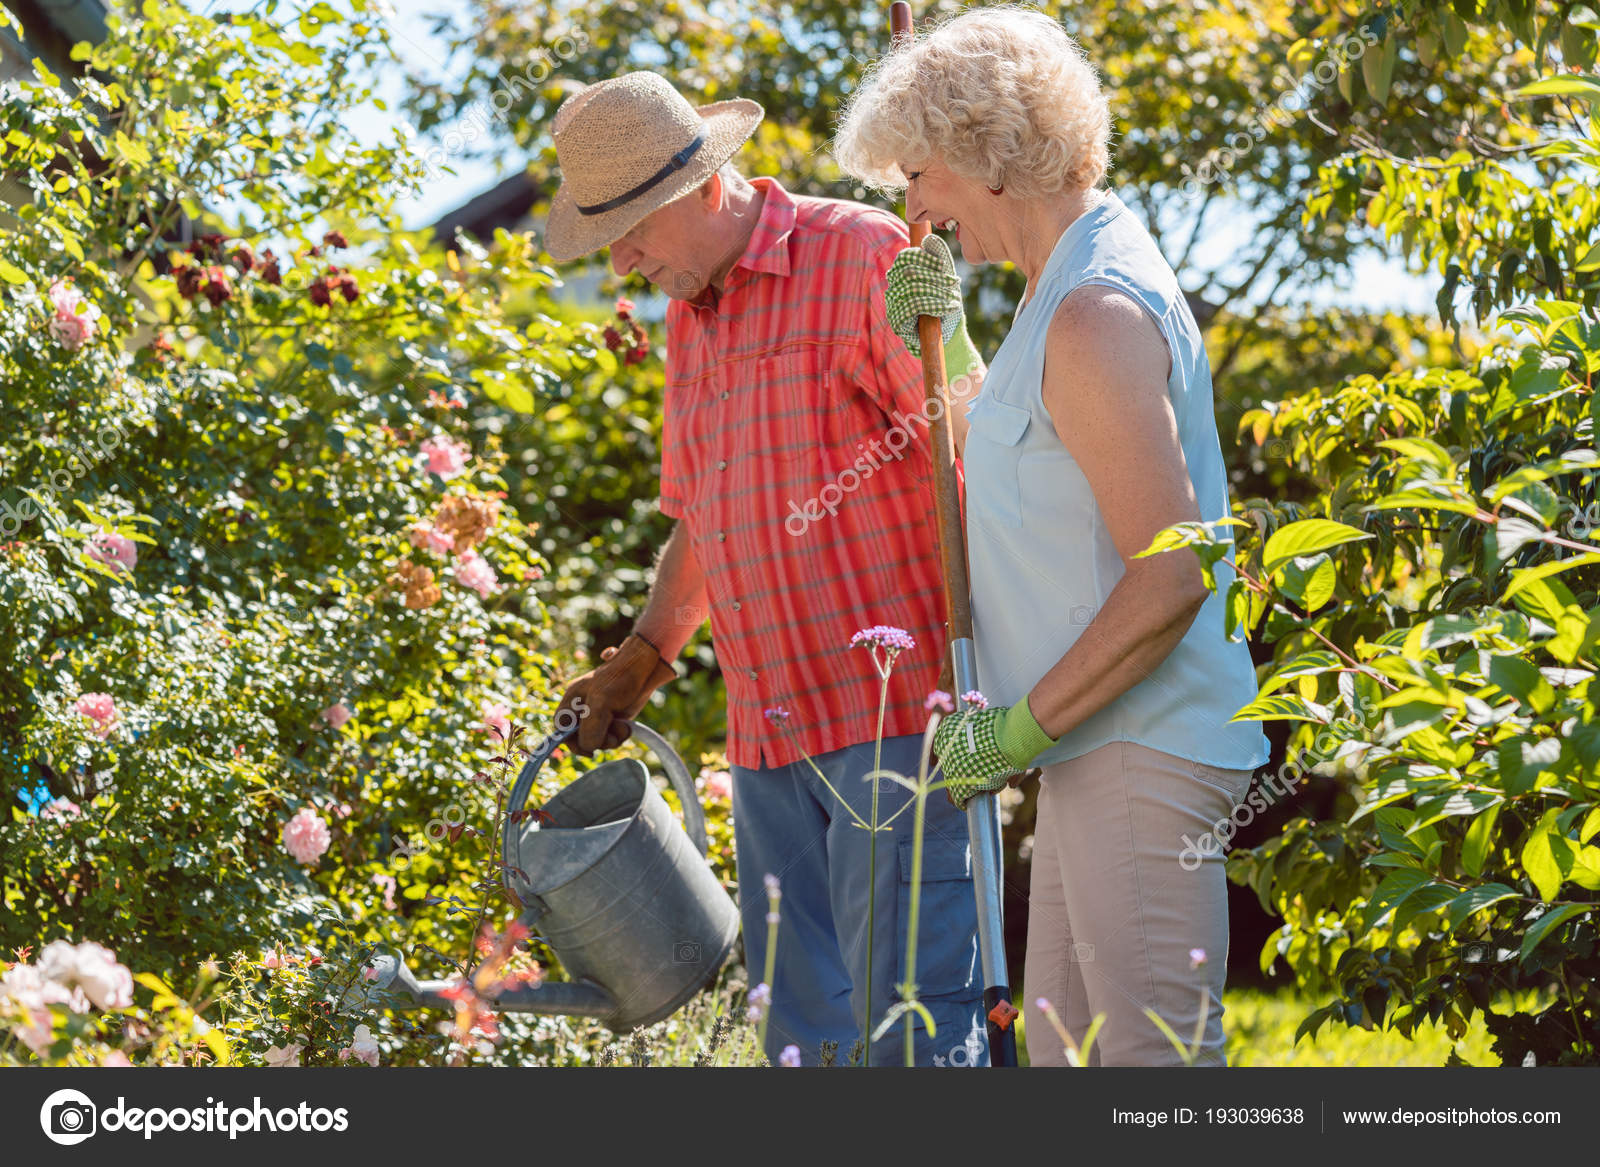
202, 266, 232, 306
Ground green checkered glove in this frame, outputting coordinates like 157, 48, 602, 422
885, 235, 982, 379
932, 697, 1059, 809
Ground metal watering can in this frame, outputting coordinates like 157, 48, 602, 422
366, 722, 739, 1031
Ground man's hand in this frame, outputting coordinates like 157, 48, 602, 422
931, 697, 1058, 809
555, 634, 677, 756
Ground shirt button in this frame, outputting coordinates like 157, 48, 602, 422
717, 531, 727, 543
731, 601, 741, 611
720, 391, 729, 400
717, 459, 727, 471
748, 669, 758, 681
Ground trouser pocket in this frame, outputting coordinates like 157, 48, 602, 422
894, 834, 980, 1001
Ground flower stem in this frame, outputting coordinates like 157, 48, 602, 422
863, 670, 888, 1068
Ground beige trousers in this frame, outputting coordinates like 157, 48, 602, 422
1021, 739, 1256, 1067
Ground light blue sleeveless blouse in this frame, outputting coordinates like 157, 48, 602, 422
962, 190, 1270, 771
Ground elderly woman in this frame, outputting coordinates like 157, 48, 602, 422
833, 6, 1270, 1066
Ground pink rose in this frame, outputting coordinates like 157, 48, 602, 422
700, 768, 732, 801
455, 549, 498, 598
481, 702, 511, 742
35, 939, 133, 1010
372, 873, 397, 911
282, 807, 331, 865
320, 701, 352, 729
408, 522, 454, 555
419, 434, 468, 479
48, 279, 98, 350
263, 1042, 304, 1067
41, 797, 82, 821
101, 1050, 133, 1067
74, 692, 118, 739
49, 279, 80, 316
337, 1023, 379, 1066
87, 530, 138, 573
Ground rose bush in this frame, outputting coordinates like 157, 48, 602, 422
0, 0, 739, 1065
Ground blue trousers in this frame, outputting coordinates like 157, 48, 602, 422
731, 732, 988, 1066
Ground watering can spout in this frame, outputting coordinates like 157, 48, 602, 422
362, 952, 617, 1018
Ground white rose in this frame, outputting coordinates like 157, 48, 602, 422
68, 942, 134, 1010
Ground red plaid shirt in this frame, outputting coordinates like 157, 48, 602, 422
660, 177, 945, 769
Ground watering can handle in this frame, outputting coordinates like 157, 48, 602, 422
626, 721, 710, 857
502, 720, 709, 857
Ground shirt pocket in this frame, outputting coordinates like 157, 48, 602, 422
743, 346, 835, 464
961, 394, 1031, 529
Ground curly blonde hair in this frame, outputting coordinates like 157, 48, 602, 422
832, 5, 1111, 197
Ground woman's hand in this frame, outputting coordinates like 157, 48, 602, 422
931, 696, 1058, 808
885, 236, 983, 394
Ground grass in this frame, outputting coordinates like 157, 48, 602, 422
1219, 988, 1501, 1067
1011, 985, 1540, 1067
520, 969, 1538, 1066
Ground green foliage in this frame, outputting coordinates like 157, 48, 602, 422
0, 0, 665, 1064
1182, 3, 1600, 1065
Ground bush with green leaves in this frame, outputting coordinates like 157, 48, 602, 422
1151, 0, 1600, 1067
0, 0, 681, 1064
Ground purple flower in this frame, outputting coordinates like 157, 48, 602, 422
1188, 947, 1207, 970
763, 873, 781, 897
960, 690, 989, 710
779, 1045, 802, 1067
924, 689, 955, 714
763, 706, 791, 723
746, 981, 771, 1023
850, 625, 916, 653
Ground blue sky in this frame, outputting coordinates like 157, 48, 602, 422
354, 0, 1438, 317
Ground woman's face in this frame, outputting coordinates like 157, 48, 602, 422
901, 159, 998, 265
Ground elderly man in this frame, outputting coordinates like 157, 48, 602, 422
545, 72, 987, 1067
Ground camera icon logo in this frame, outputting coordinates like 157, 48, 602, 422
673, 939, 702, 964
40, 1088, 97, 1145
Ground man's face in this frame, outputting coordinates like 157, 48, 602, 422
607, 178, 719, 301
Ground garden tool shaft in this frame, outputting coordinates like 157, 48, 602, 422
889, 0, 1019, 1070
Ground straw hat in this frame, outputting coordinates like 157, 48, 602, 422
543, 72, 764, 262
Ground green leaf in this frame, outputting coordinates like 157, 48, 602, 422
1502, 553, 1600, 601
1521, 817, 1574, 902
1517, 74, 1600, 102
1487, 655, 1556, 714
1462, 805, 1501, 878
1519, 903, 1592, 960
1228, 693, 1328, 724
1262, 519, 1373, 577
1445, 883, 1517, 931
1362, 866, 1431, 933
0, 259, 27, 285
